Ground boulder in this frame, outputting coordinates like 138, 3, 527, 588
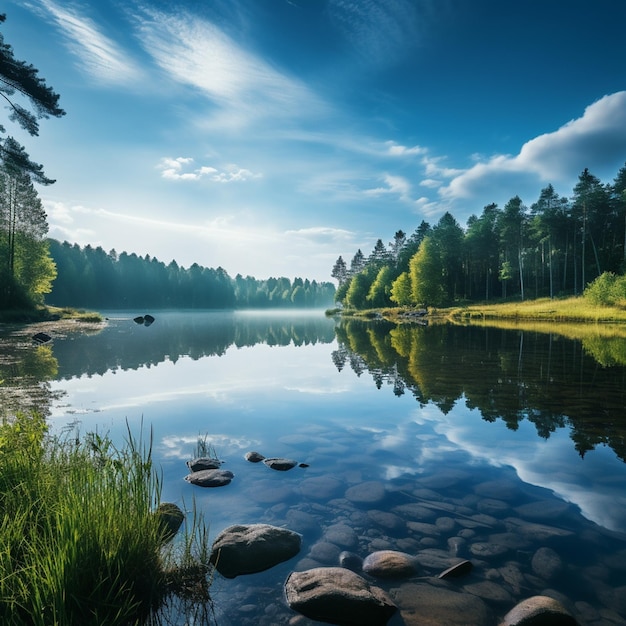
362, 550, 419, 579
245, 451, 265, 462
210, 523, 301, 578
499, 595, 577, 625
263, 457, 298, 471
184, 469, 234, 487
155, 502, 184, 541
186, 457, 222, 472
285, 566, 397, 626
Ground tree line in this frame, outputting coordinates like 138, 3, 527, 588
46, 240, 336, 310
332, 165, 626, 308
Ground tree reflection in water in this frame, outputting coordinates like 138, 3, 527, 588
333, 319, 626, 462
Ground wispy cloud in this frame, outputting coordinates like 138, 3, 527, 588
33, 0, 143, 85
156, 157, 262, 183
327, 0, 421, 69
134, 8, 326, 128
365, 174, 412, 201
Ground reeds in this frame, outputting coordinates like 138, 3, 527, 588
0, 414, 213, 626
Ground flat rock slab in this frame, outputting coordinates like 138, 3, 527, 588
184, 469, 234, 487
285, 566, 397, 626
500, 595, 577, 625
391, 582, 494, 626
263, 457, 298, 471
210, 523, 301, 578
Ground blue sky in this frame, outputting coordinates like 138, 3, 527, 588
5, 0, 626, 281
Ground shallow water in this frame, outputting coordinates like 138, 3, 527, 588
3, 310, 626, 625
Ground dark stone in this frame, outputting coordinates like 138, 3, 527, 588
245, 451, 265, 462
263, 457, 298, 471
133, 316, 144, 324
32, 332, 52, 344
143, 314, 155, 326
210, 523, 301, 578
186, 457, 222, 472
285, 567, 397, 626
339, 550, 363, 572
184, 469, 234, 487
155, 502, 184, 541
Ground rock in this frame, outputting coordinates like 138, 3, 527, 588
531, 547, 563, 581
324, 523, 359, 549
285, 567, 397, 626
367, 510, 406, 533
210, 523, 302, 578
300, 476, 344, 500
155, 502, 184, 541
438, 559, 473, 579
32, 332, 52, 344
499, 595, 577, 625
339, 550, 363, 572
345, 481, 386, 504
186, 457, 222, 472
362, 550, 419, 579
391, 582, 494, 626
133, 316, 144, 324
143, 314, 155, 326
184, 469, 234, 487
263, 457, 298, 471
245, 451, 265, 462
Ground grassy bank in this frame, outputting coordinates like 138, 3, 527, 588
440, 296, 626, 324
328, 296, 626, 325
0, 306, 103, 324
0, 413, 212, 626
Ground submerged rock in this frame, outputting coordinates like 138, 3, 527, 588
184, 469, 234, 487
285, 566, 397, 626
500, 595, 577, 625
210, 523, 301, 578
362, 550, 419, 579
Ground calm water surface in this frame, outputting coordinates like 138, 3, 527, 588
4, 310, 626, 625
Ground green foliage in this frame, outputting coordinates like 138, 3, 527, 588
583, 272, 626, 306
409, 236, 446, 306
46, 240, 335, 310
332, 162, 626, 309
366, 265, 394, 308
390, 271, 412, 306
0, 416, 213, 625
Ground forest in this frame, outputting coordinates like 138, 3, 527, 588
332, 165, 626, 309
46, 240, 336, 310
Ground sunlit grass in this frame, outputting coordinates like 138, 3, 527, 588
442, 296, 626, 324
0, 414, 213, 626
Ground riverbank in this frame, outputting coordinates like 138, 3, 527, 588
329, 296, 626, 325
0, 305, 103, 325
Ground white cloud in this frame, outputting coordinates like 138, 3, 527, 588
440, 91, 626, 206
35, 0, 143, 85
365, 174, 412, 201
385, 141, 427, 157
156, 157, 261, 183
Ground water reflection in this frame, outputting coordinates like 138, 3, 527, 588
3, 311, 626, 623
334, 320, 626, 463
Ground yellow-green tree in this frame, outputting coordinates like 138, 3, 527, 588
409, 236, 445, 306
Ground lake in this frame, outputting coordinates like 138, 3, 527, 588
2, 310, 626, 625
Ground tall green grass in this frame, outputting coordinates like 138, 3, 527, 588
0, 414, 213, 626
